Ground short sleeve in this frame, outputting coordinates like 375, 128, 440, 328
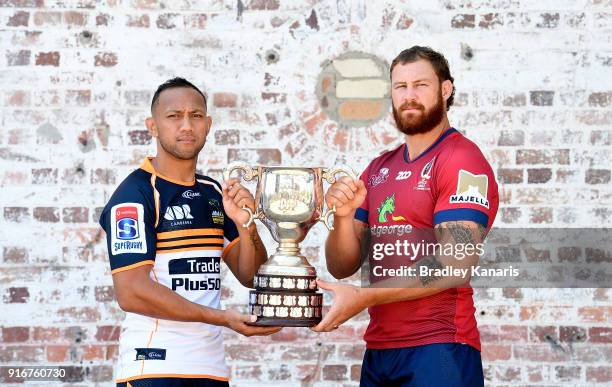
433, 146, 499, 228
354, 164, 372, 224
99, 186, 157, 274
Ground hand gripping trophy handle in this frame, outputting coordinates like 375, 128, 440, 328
318, 166, 358, 231
223, 162, 261, 228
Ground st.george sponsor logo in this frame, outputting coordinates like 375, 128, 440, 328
376, 194, 406, 223
182, 190, 201, 199
449, 170, 490, 209
110, 203, 147, 255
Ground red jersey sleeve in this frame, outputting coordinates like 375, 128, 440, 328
433, 143, 499, 228
354, 164, 372, 224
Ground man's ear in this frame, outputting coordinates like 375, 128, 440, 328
205, 115, 213, 136
441, 80, 453, 103
145, 117, 157, 137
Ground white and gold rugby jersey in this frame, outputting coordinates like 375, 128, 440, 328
99, 157, 239, 383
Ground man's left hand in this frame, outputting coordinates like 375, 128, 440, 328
222, 178, 255, 227
311, 279, 368, 332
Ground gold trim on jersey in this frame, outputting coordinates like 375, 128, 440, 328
140, 157, 196, 186
111, 260, 155, 275
116, 373, 229, 383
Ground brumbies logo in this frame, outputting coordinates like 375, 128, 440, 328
110, 203, 146, 255
449, 170, 490, 208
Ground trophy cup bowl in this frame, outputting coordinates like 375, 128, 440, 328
223, 163, 356, 326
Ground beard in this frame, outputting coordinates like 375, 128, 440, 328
392, 90, 445, 135
158, 135, 205, 161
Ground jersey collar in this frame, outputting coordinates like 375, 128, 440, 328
403, 127, 458, 163
140, 157, 196, 186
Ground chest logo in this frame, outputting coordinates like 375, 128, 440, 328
415, 157, 436, 191
377, 194, 406, 223
449, 170, 490, 209
369, 168, 390, 187
395, 171, 412, 180
182, 190, 201, 199
209, 199, 224, 225
164, 205, 194, 221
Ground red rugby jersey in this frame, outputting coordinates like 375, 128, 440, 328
355, 128, 499, 350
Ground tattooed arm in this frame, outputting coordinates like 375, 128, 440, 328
223, 224, 268, 288
312, 220, 487, 332
364, 220, 486, 303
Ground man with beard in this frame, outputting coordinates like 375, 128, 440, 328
312, 47, 499, 386
99, 78, 281, 387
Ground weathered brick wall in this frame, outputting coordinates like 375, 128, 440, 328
1, 0, 611, 385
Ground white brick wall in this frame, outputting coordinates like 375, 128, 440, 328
0, 0, 610, 385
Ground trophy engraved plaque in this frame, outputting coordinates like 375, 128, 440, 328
223, 164, 356, 327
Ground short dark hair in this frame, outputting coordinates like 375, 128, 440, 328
150, 77, 207, 113
390, 46, 455, 110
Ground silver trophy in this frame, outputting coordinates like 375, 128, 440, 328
223, 163, 356, 326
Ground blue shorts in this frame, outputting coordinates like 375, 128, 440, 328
360, 343, 484, 387
117, 378, 229, 387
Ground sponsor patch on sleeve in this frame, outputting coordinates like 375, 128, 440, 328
110, 203, 147, 255
449, 170, 490, 209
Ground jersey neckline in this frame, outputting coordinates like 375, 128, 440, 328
403, 127, 458, 164
140, 157, 196, 186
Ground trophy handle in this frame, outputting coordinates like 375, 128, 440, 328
223, 162, 262, 228
321, 165, 357, 184
223, 162, 259, 182
318, 165, 358, 231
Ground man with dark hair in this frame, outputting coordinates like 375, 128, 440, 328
313, 46, 499, 386
99, 77, 281, 387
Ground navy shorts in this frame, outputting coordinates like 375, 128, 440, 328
360, 343, 484, 387
117, 378, 229, 387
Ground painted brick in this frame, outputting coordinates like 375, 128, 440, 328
336, 79, 388, 99
94, 52, 118, 67
35, 51, 59, 66
7, 10, 29, 26
338, 100, 385, 121
213, 92, 237, 108
6, 50, 30, 66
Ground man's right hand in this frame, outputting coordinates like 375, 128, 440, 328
222, 310, 282, 337
325, 176, 367, 217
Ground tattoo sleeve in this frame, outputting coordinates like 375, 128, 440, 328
416, 222, 486, 287
249, 227, 262, 252
415, 255, 445, 287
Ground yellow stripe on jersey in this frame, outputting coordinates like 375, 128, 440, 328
156, 246, 223, 254
110, 260, 155, 275
157, 228, 223, 240
156, 237, 224, 248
